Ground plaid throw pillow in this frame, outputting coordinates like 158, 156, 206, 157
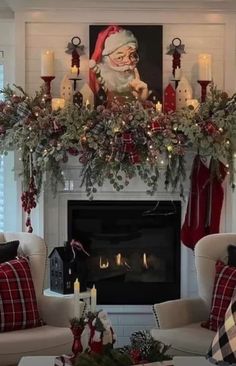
207, 290, 236, 364
202, 261, 236, 332
0, 256, 42, 332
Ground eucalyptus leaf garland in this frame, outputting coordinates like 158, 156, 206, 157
0, 83, 236, 213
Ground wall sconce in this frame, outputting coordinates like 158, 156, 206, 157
65, 36, 85, 77
166, 37, 186, 78
65, 36, 85, 106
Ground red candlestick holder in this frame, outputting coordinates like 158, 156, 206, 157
197, 80, 211, 103
41, 76, 55, 101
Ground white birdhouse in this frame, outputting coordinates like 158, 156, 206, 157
60, 74, 73, 103
79, 83, 94, 108
176, 75, 193, 110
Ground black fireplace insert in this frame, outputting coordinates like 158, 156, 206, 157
68, 200, 181, 305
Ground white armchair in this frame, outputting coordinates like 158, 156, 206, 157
0, 232, 86, 366
151, 233, 236, 356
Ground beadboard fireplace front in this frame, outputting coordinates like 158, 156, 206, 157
67, 200, 181, 305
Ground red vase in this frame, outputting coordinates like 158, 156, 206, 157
70, 324, 84, 360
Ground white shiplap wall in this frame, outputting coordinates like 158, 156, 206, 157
0, 156, 4, 232
0, 60, 4, 231
17, 12, 232, 346
25, 23, 225, 99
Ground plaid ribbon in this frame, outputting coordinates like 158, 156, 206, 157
17, 101, 31, 118
35, 143, 45, 154
92, 121, 104, 135
207, 290, 236, 365
11, 115, 20, 124
0, 111, 6, 120
122, 132, 140, 164
150, 120, 163, 133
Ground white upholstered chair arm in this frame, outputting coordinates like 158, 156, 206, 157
38, 295, 86, 327
153, 297, 209, 329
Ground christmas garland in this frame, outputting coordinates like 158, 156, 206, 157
0, 84, 236, 231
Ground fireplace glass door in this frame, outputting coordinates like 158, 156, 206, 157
68, 200, 181, 305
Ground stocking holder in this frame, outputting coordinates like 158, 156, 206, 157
41, 76, 55, 101
197, 80, 211, 103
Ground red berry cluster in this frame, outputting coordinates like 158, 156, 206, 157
21, 176, 37, 233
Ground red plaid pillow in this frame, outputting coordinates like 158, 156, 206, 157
203, 261, 236, 331
0, 256, 42, 332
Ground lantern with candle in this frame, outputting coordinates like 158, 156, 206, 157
166, 37, 186, 77
65, 36, 85, 77
65, 36, 85, 106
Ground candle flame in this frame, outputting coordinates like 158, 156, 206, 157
71, 65, 78, 75
116, 253, 122, 266
99, 257, 109, 269
143, 253, 148, 269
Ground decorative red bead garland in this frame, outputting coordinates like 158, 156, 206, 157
21, 174, 37, 233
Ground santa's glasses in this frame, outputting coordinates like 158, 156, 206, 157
108, 51, 139, 66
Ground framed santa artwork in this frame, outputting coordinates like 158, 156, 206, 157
89, 24, 163, 104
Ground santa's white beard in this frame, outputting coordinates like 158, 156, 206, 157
99, 61, 135, 94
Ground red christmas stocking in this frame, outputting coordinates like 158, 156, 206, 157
181, 155, 211, 250
205, 159, 227, 235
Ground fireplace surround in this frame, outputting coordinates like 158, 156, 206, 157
68, 199, 181, 305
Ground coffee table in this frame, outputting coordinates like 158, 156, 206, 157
18, 355, 211, 366
173, 357, 212, 366
18, 356, 56, 366
18, 356, 171, 366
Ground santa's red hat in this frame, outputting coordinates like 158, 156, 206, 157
89, 25, 138, 93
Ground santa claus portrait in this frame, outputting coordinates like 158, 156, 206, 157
89, 24, 163, 104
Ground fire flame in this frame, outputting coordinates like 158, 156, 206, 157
99, 257, 109, 269
143, 253, 148, 269
116, 253, 121, 266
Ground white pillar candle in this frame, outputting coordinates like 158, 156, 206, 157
155, 101, 162, 113
198, 54, 212, 81
51, 98, 65, 111
90, 284, 97, 313
74, 279, 81, 319
175, 67, 182, 80
41, 50, 55, 77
